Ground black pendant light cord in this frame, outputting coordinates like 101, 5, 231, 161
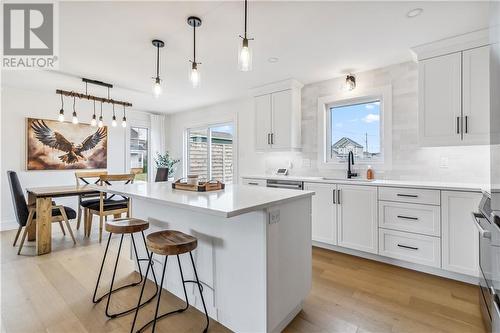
60, 94, 64, 109
100, 102, 103, 117
239, 0, 253, 41
193, 25, 196, 64
93, 100, 96, 116
156, 44, 160, 79
73, 96, 76, 112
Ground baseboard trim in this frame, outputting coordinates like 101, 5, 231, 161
313, 241, 478, 285
0, 220, 18, 232
271, 302, 303, 333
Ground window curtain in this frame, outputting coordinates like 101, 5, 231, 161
150, 114, 166, 181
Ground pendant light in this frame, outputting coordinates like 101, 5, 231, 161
98, 102, 104, 128
152, 39, 165, 98
238, 0, 254, 71
111, 103, 117, 127
58, 94, 65, 122
91, 100, 97, 126
122, 105, 127, 128
72, 96, 78, 124
187, 16, 202, 88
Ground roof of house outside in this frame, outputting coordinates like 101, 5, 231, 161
332, 137, 363, 149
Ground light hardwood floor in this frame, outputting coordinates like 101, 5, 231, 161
1, 227, 486, 333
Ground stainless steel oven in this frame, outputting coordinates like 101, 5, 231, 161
473, 193, 500, 332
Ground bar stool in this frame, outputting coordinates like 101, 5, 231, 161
92, 218, 158, 318
130, 230, 209, 333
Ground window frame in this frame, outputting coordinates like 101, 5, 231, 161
127, 125, 151, 182
184, 121, 236, 182
317, 85, 392, 170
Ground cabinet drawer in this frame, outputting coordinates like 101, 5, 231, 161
378, 201, 441, 236
241, 178, 266, 186
378, 187, 440, 205
378, 229, 441, 268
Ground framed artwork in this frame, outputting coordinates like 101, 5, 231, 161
26, 118, 108, 170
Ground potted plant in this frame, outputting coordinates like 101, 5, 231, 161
154, 151, 180, 182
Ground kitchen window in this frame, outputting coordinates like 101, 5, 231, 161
186, 123, 234, 183
319, 86, 392, 168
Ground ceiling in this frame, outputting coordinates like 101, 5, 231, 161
2, 1, 490, 114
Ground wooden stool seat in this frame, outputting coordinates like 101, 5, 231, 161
105, 218, 149, 234
146, 230, 197, 256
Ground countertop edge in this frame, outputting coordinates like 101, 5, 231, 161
94, 185, 314, 218
241, 175, 484, 192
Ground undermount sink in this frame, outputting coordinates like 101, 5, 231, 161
320, 177, 375, 182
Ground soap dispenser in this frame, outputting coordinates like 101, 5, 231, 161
366, 165, 374, 180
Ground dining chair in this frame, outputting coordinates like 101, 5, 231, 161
75, 171, 108, 230
7, 171, 77, 255
83, 173, 135, 242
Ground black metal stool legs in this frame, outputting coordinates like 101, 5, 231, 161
130, 251, 210, 333
190, 252, 210, 333
93, 231, 159, 318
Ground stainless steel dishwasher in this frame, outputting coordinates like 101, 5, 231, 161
266, 179, 304, 190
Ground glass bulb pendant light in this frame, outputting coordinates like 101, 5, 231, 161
91, 100, 97, 127
187, 16, 202, 88
152, 39, 165, 98
58, 94, 65, 122
111, 103, 117, 127
238, 0, 254, 71
98, 102, 104, 128
122, 105, 127, 128
72, 96, 78, 124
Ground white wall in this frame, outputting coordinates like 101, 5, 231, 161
0, 86, 153, 230
167, 61, 490, 185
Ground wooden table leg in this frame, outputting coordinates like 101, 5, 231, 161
36, 197, 52, 255
27, 192, 37, 241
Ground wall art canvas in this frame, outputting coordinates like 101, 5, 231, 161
26, 118, 108, 170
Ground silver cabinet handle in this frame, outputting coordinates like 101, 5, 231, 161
471, 212, 491, 239
397, 215, 419, 221
456, 116, 460, 134
397, 244, 418, 250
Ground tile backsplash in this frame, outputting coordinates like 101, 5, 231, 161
260, 61, 490, 184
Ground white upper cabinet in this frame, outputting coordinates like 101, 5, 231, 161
253, 79, 303, 151
337, 185, 378, 254
462, 46, 490, 145
305, 182, 337, 245
413, 29, 490, 147
254, 94, 272, 151
418, 53, 462, 146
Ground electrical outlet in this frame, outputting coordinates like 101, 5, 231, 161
269, 210, 280, 224
439, 157, 449, 168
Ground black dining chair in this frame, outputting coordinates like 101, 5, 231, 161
7, 171, 77, 254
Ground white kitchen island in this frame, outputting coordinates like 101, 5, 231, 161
98, 182, 314, 333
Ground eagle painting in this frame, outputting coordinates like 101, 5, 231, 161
27, 118, 107, 170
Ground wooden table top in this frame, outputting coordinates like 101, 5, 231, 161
26, 185, 100, 198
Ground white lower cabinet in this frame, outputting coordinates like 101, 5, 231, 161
305, 182, 337, 245
441, 191, 482, 276
337, 185, 378, 254
378, 229, 441, 268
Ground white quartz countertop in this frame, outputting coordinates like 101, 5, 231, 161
94, 182, 314, 218
242, 175, 485, 192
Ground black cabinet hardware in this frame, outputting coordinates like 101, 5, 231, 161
337, 189, 341, 204
396, 194, 418, 198
332, 189, 336, 204
465, 116, 468, 133
397, 215, 419, 221
397, 244, 418, 250
457, 116, 460, 134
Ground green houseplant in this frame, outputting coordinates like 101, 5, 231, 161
154, 151, 180, 181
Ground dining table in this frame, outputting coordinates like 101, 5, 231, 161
26, 185, 100, 255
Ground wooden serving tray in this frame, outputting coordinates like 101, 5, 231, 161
172, 180, 225, 192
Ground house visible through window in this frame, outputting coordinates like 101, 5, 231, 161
186, 123, 234, 183
328, 99, 381, 162
130, 127, 149, 181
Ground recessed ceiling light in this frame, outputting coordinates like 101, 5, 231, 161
267, 57, 279, 63
406, 8, 423, 18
